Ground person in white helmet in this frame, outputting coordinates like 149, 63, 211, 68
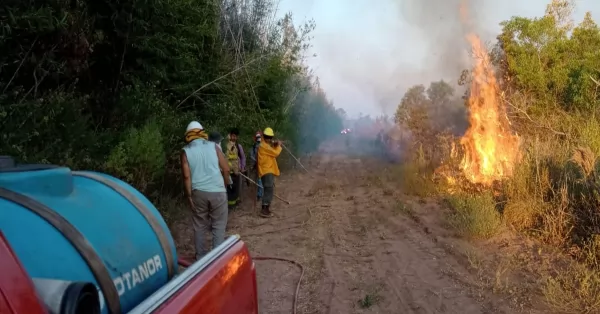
181, 121, 232, 259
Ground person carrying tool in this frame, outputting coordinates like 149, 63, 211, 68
257, 127, 282, 218
180, 121, 232, 260
224, 128, 246, 208
249, 131, 263, 201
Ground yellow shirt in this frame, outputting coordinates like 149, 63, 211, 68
257, 142, 282, 177
226, 141, 240, 173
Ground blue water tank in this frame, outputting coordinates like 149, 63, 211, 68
0, 157, 178, 314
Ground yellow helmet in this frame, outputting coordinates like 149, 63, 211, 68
263, 127, 275, 137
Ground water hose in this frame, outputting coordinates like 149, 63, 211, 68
177, 256, 304, 314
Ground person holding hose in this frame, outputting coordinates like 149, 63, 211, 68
180, 121, 232, 260
257, 127, 282, 218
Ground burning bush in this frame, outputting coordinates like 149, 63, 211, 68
393, 1, 600, 311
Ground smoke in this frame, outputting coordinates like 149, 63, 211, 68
397, 0, 472, 83
283, 0, 543, 129
373, 0, 499, 114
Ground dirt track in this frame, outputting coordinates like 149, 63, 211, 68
172, 142, 543, 314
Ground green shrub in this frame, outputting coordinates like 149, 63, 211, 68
106, 119, 166, 192
446, 192, 502, 239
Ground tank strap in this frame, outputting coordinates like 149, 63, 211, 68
0, 187, 121, 314
72, 171, 176, 280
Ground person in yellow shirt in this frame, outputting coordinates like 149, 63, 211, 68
257, 127, 282, 218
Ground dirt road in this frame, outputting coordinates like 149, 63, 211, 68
172, 142, 540, 314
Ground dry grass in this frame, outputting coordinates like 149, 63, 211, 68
394, 111, 600, 313
488, 116, 600, 312
543, 263, 600, 314
445, 192, 503, 239
503, 198, 542, 231
389, 162, 437, 198
306, 180, 340, 197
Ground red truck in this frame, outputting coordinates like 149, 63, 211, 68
0, 232, 259, 314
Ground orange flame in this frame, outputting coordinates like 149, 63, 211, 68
459, 2, 520, 186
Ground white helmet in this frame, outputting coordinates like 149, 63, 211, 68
185, 121, 203, 134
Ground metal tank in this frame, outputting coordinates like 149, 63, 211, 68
0, 156, 178, 314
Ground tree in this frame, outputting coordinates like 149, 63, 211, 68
394, 85, 432, 141
427, 80, 455, 106
497, 7, 600, 113
545, 0, 576, 32
394, 81, 466, 137
0, 0, 342, 196
336, 108, 347, 121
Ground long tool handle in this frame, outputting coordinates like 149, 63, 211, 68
281, 144, 312, 177
239, 172, 291, 205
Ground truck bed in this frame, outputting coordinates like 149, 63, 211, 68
128, 235, 259, 314
0, 232, 258, 314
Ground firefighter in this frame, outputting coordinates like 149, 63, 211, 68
180, 121, 231, 259
224, 128, 246, 208
257, 127, 282, 218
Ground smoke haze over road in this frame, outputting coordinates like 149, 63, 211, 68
277, 0, 600, 117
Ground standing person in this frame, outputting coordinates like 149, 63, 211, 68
225, 128, 245, 208
208, 131, 223, 149
209, 131, 233, 186
257, 127, 282, 218
249, 131, 263, 201
180, 121, 232, 260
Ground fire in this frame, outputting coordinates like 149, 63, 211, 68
459, 32, 520, 186
432, 1, 520, 189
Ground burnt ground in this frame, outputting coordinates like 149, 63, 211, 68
170, 141, 550, 314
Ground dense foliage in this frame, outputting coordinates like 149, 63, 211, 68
0, 0, 343, 195
393, 80, 467, 141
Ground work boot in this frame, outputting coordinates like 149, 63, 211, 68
260, 205, 273, 218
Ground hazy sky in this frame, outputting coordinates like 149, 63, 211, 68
276, 0, 600, 118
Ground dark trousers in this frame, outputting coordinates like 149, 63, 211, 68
227, 173, 241, 206
261, 173, 275, 205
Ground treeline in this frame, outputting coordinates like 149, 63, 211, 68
394, 80, 468, 139
394, 1, 600, 310
0, 0, 342, 195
